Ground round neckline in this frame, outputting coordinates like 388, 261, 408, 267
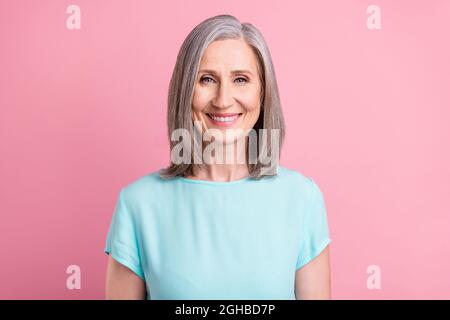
178, 175, 252, 186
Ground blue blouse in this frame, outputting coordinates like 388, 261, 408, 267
104, 165, 331, 299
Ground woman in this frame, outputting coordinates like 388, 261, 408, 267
104, 14, 332, 300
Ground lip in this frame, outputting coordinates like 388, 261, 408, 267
207, 113, 242, 117
205, 112, 243, 127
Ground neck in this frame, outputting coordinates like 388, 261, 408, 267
189, 137, 250, 182
191, 163, 249, 182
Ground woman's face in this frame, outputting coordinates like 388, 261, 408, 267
192, 38, 262, 144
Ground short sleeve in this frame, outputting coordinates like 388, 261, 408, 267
296, 178, 332, 270
104, 188, 145, 281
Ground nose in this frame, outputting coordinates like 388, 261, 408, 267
212, 81, 234, 109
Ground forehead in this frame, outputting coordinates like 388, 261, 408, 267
199, 38, 259, 70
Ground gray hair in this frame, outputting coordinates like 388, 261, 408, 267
159, 14, 285, 180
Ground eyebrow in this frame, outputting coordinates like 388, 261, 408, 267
198, 69, 254, 76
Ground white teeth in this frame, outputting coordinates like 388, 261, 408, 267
209, 114, 239, 122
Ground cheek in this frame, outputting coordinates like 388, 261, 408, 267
192, 86, 211, 112
239, 89, 261, 114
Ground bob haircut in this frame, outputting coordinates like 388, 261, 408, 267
159, 14, 285, 180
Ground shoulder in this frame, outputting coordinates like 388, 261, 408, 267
276, 165, 315, 191
118, 169, 175, 208
275, 165, 325, 206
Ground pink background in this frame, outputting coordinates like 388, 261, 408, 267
1, 0, 449, 299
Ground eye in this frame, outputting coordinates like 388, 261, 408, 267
200, 76, 215, 84
234, 77, 248, 84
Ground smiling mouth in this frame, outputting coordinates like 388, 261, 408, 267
206, 113, 243, 123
